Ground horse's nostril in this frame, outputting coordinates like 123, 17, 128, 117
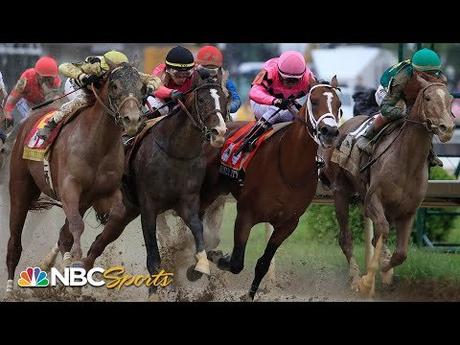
439, 124, 447, 132
320, 127, 328, 135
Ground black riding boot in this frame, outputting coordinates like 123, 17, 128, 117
237, 119, 271, 154
355, 122, 379, 154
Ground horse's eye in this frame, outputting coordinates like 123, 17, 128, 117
111, 83, 118, 91
425, 96, 431, 101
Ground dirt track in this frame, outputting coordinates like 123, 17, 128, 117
1, 157, 460, 302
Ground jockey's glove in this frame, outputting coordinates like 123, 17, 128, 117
77, 73, 100, 87
273, 98, 291, 110
171, 90, 185, 101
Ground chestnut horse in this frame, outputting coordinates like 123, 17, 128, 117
5, 63, 145, 296
320, 77, 455, 297
79, 72, 229, 300
202, 77, 342, 300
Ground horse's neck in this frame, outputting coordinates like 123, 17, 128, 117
394, 96, 432, 172
82, 100, 122, 153
278, 119, 317, 182
157, 108, 203, 157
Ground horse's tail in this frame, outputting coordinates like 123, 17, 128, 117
29, 196, 62, 211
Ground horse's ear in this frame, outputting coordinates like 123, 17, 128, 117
310, 75, 318, 87
331, 75, 338, 88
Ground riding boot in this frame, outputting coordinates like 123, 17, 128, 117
238, 118, 271, 154
37, 119, 58, 141
428, 145, 443, 167
355, 115, 389, 154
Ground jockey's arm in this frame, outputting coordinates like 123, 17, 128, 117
138, 72, 161, 93
380, 72, 409, 121
249, 70, 276, 105
226, 79, 241, 113
59, 61, 103, 80
3, 77, 26, 118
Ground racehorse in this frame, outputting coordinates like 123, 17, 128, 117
201, 76, 342, 300
320, 76, 455, 297
79, 72, 229, 300
5, 62, 145, 296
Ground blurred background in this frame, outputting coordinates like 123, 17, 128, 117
2, 43, 460, 116
2, 42, 460, 169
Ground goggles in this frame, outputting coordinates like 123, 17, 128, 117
197, 65, 219, 76
167, 68, 194, 78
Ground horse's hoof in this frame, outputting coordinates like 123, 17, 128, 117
350, 276, 361, 292
195, 252, 211, 276
207, 250, 223, 264
186, 265, 203, 282
240, 293, 254, 302
380, 268, 394, 286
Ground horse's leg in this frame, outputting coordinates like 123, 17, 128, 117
176, 194, 210, 276
139, 206, 161, 301
359, 193, 389, 297
6, 173, 40, 295
203, 196, 226, 251
247, 218, 298, 300
82, 198, 139, 271
59, 179, 86, 266
334, 191, 360, 291
208, 209, 255, 274
380, 213, 415, 285
264, 223, 276, 289
39, 221, 70, 271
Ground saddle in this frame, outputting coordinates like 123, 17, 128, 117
331, 115, 404, 176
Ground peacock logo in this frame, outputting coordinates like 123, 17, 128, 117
18, 267, 49, 287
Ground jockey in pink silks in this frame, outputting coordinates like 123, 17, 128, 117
240, 51, 316, 153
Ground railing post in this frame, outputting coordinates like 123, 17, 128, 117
415, 208, 426, 247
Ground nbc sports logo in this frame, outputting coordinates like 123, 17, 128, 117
18, 267, 49, 287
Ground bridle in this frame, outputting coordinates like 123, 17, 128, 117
298, 84, 341, 146
404, 82, 450, 135
91, 67, 142, 126
176, 82, 225, 142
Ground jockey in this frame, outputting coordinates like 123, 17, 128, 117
146, 45, 195, 117
3, 56, 61, 127
356, 48, 447, 167
195, 45, 241, 116
240, 51, 315, 152
37, 50, 161, 140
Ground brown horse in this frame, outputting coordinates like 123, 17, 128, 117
320, 77, 455, 297
5, 63, 145, 295
79, 72, 229, 300
202, 76, 342, 300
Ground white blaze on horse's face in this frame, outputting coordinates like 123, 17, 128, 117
209, 88, 227, 147
426, 86, 455, 143
322, 91, 339, 127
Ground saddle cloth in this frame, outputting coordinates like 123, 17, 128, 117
219, 121, 292, 181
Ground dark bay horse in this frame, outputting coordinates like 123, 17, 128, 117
321, 77, 455, 297
5, 63, 145, 295
202, 77, 342, 300
80, 72, 229, 300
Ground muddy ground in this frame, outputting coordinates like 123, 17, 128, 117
1, 157, 460, 302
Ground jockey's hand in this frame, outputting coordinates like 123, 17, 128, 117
146, 85, 155, 96
273, 98, 290, 110
77, 73, 100, 87
170, 90, 185, 101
